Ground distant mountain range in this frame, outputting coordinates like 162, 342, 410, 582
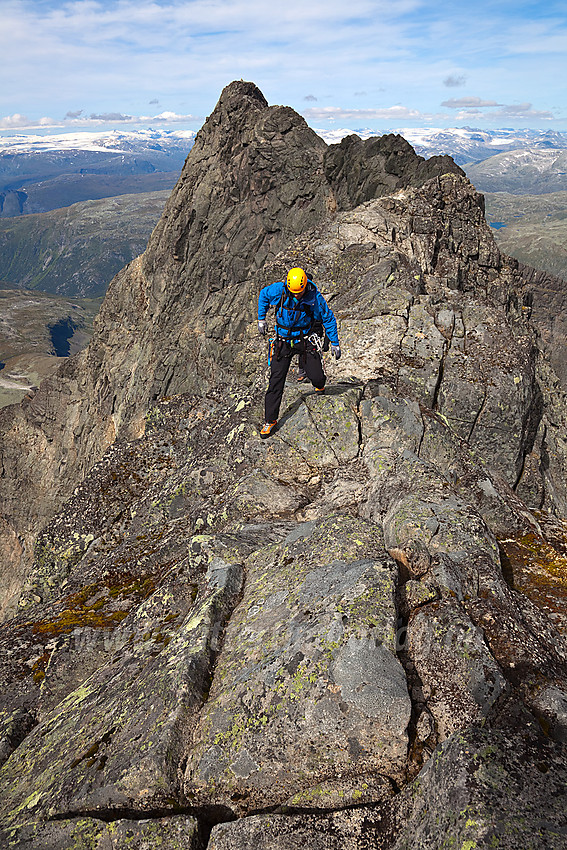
1, 125, 566, 306
465, 149, 567, 194
2, 126, 567, 217
0, 129, 195, 215
318, 126, 567, 166
0, 128, 196, 156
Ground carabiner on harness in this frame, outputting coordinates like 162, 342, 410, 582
307, 332, 324, 353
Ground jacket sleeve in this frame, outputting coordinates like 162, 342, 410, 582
258, 282, 283, 320
315, 294, 339, 345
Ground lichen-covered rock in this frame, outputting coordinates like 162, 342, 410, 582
0, 815, 202, 850
1, 360, 566, 844
272, 386, 362, 468
208, 725, 567, 850
391, 725, 567, 849
208, 808, 388, 850
435, 300, 540, 488
0, 556, 242, 827
408, 601, 508, 738
531, 684, 567, 742
184, 515, 410, 814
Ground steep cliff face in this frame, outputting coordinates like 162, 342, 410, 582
1, 82, 567, 849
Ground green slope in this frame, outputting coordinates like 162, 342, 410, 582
485, 191, 567, 282
0, 190, 170, 297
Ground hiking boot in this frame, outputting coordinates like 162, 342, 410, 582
260, 421, 277, 439
314, 386, 325, 394
297, 368, 307, 382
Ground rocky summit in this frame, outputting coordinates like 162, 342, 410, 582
0, 81, 567, 849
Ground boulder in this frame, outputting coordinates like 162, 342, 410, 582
0, 555, 242, 827
208, 809, 388, 850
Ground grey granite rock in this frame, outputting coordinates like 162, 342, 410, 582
208, 808, 388, 850
184, 515, 410, 815
391, 725, 567, 849
408, 600, 508, 738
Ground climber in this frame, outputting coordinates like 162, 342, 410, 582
257, 267, 341, 438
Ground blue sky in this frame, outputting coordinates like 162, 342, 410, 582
1, 0, 566, 133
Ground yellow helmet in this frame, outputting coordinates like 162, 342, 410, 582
286, 267, 307, 295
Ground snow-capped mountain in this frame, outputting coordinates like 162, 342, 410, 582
0, 129, 197, 216
0, 128, 197, 156
2, 125, 566, 169
2, 126, 567, 217
465, 147, 567, 194
4, 126, 567, 166
315, 127, 567, 166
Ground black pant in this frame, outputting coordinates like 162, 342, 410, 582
265, 338, 326, 422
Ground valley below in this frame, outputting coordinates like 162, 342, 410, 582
0, 190, 170, 297
485, 190, 567, 282
0, 288, 100, 407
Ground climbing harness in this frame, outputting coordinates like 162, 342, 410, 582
263, 282, 329, 369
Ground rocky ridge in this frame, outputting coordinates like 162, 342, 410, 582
1, 81, 567, 848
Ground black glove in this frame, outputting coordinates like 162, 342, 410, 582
330, 344, 341, 360
258, 320, 267, 336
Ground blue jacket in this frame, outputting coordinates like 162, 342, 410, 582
258, 281, 339, 345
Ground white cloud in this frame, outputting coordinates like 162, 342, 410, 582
66, 110, 201, 126
442, 97, 501, 109
492, 103, 554, 120
0, 110, 200, 131
0, 0, 425, 113
451, 101, 555, 122
440, 93, 556, 123
0, 0, 565, 131
303, 105, 426, 122
0, 113, 58, 130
